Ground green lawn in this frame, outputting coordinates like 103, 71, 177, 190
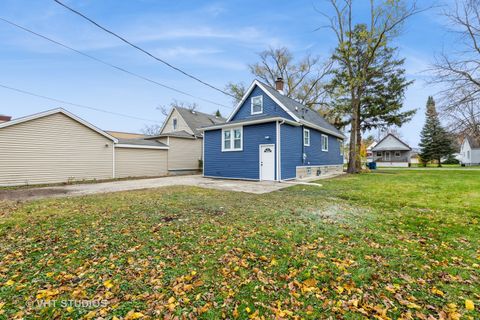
0, 170, 478, 319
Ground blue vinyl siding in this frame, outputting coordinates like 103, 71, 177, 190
303, 127, 343, 166
204, 122, 277, 180
280, 124, 302, 179
231, 86, 294, 121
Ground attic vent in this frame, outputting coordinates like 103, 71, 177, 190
191, 110, 196, 114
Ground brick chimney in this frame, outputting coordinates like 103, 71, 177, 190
275, 77, 284, 94
0, 115, 11, 123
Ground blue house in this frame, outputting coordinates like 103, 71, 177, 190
202, 79, 345, 181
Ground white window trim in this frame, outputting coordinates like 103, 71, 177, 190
221, 127, 243, 152
251, 95, 263, 115
322, 134, 329, 152
303, 129, 310, 146
172, 117, 178, 131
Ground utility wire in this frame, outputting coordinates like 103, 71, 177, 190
53, 0, 236, 99
0, 83, 161, 123
0, 16, 231, 109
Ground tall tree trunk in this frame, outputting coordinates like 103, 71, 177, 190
355, 113, 362, 172
347, 96, 359, 173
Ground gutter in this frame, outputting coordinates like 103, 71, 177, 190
199, 117, 299, 132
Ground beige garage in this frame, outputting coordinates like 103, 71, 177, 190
0, 109, 116, 186
115, 140, 168, 178
0, 108, 170, 187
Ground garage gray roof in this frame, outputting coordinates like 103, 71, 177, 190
117, 138, 168, 147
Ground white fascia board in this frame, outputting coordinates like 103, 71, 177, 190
254, 81, 300, 122
300, 120, 345, 139
157, 107, 176, 135
115, 144, 169, 150
0, 108, 118, 142
226, 81, 258, 122
226, 80, 301, 123
200, 117, 299, 131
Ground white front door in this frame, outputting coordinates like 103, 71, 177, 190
385, 151, 391, 161
259, 144, 275, 181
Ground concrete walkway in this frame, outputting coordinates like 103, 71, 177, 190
0, 175, 313, 202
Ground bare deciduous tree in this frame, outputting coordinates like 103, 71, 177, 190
225, 47, 332, 116
430, 0, 480, 138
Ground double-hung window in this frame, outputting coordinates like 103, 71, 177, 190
303, 129, 310, 146
251, 96, 263, 115
222, 127, 243, 151
322, 134, 329, 151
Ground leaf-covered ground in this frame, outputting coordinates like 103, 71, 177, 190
0, 169, 478, 319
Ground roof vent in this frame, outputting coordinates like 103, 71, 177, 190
0, 115, 11, 123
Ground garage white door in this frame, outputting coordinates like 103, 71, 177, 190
115, 147, 168, 178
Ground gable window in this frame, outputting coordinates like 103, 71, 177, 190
322, 134, 329, 151
395, 151, 401, 157
172, 118, 178, 131
251, 96, 263, 115
222, 127, 243, 151
303, 129, 310, 146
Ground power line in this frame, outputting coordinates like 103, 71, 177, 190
0, 16, 231, 109
0, 83, 161, 123
53, 0, 236, 99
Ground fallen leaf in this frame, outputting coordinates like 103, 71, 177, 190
465, 299, 474, 311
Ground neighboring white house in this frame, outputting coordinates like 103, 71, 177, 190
0, 108, 169, 186
460, 136, 480, 166
371, 134, 412, 167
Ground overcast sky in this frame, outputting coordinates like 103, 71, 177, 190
0, 0, 456, 146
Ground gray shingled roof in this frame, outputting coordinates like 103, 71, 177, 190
258, 81, 344, 137
175, 107, 225, 136
117, 138, 168, 147
152, 130, 196, 139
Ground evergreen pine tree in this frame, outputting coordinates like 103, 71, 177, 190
215, 109, 222, 117
419, 97, 455, 167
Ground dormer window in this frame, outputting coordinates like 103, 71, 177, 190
251, 96, 263, 115
172, 118, 178, 131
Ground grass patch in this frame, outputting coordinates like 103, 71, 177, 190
0, 170, 478, 319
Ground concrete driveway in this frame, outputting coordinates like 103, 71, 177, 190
0, 175, 314, 202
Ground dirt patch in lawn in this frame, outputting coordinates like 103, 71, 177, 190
0, 188, 70, 201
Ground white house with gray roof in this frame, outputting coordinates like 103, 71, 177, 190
371, 134, 412, 167
460, 135, 480, 165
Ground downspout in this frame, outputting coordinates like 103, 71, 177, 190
277, 120, 285, 182
302, 125, 305, 165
